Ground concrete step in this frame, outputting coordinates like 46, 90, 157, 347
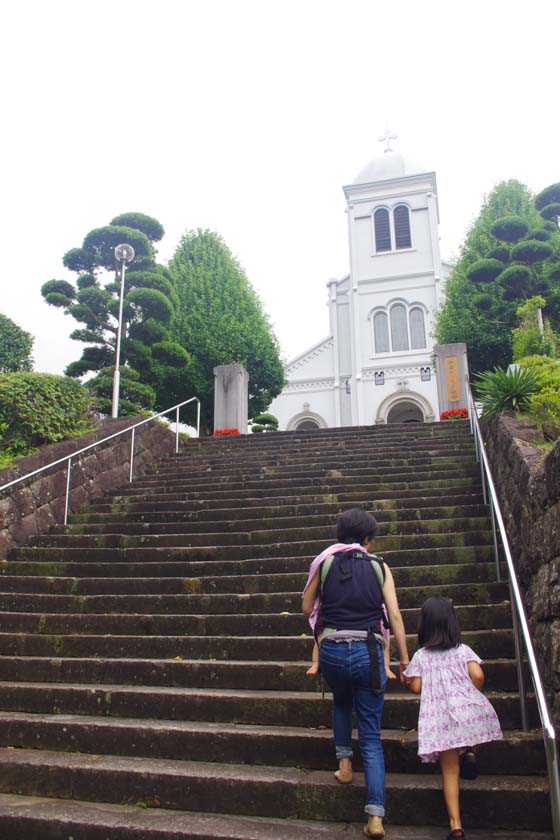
0, 748, 549, 830
57, 515, 493, 539
0, 562, 505, 594
0, 603, 512, 634
5, 544, 498, 576
0, 711, 546, 775
0, 794, 551, 840
0, 656, 523, 693
0, 628, 516, 660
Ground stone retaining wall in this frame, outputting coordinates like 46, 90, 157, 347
0, 416, 178, 559
483, 415, 560, 728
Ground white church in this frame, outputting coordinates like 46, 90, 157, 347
269, 134, 453, 431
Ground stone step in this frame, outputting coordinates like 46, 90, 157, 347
0, 563, 504, 595
0, 794, 551, 840
149, 452, 480, 479
29, 529, 495, 553
0, 656, 523, 693
140, 459, 480, 485
0, 603, 512, 634
0, 711, 546, 775
0, 748, 549, 831
69, 501, 490, 526
57, 515, 492, 538
0, 629, 516, 660
111, 468, 482, 496
4, 544, 498, 576
86, 491, 486, 515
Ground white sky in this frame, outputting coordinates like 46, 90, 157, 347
1, 0, 558, 375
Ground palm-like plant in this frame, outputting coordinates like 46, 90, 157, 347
474, 366, 540, 416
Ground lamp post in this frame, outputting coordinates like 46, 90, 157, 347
112, 243, 135, 418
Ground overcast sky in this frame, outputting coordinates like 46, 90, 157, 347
1, 0, 558, 376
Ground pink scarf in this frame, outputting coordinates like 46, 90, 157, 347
302, 542, 368, 630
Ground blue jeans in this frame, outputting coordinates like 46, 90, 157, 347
319, 638, 386, 817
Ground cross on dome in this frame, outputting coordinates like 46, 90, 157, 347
378, 127, 397, 153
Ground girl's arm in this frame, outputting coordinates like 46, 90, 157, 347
302, 572, 319, 616
408, 676, 422, 694
468, 660, 485, 690
382, 563, 409, 682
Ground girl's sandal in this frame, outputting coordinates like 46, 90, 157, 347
334, 768, 353, 784
459, 748, 478, 780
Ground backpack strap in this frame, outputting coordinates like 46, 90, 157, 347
320, 552, 385, 591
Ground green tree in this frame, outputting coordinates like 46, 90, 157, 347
165, 229, 285, 431
41, 213, 190, 415
0, 313, 34, 374
435, 180, 560, 374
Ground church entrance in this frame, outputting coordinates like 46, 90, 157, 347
295, 419, 320, 430
387, 400, 424, 424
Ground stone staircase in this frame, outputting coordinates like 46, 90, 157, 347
0, 420, 553, 838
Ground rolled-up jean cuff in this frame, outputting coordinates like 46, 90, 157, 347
365, 804, 385, 817
335, 746, 353, 759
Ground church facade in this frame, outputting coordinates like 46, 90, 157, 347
269, 142, 452, 430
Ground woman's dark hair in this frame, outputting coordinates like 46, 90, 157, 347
336, 508, 378, 545
418, 596, 461, 650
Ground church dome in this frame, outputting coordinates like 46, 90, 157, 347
353, 149, 426, 185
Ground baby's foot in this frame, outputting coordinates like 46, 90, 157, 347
385, 666, 398, 681
306, 662, 320, 676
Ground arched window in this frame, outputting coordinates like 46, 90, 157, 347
374, 208, 392, 252
394, 205, 412, 249
409, 307, 426, 349
373, 311, 390, 353
390, 304, 409, 351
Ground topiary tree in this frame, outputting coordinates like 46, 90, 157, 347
251, 412, 279, 433
0, 373, 90, 454
436, 180, 560, 374
0, 313, 34, 374
41, 213, 191, 415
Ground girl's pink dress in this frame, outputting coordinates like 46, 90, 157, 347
404, 644, 503, 763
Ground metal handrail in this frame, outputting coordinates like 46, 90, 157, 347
466, 383, 560, 839
0, 397, 201, 526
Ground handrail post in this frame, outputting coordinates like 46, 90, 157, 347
175, 406, 180, 454
129, 428, 136, 483
196, 399, 201, 438
64, 457, 72, 526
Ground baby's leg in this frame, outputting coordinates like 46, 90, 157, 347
439, 748, 462, 832
384, 639, 397, 681
306, 641, 320, 675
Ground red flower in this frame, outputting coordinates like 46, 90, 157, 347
213, 428, 240, 436
440, 408, 468, 421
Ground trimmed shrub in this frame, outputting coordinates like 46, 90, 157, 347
526, 228, 552, 242
251, 412, 279, 433
496, 265, 532, 294
539, 202, 560, 222
110, 212, 165, 242
487, 246, 511, 263
490, 216, 530, 242
535, 183, 560, 212
510, 240, 554, 264
0, 373, 91, 454
473, 294, 494, 312
465, 259, 504, 284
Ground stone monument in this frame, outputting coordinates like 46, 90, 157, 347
213, 364, 249, 434
433, 343, 470, 415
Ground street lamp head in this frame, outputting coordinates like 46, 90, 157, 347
115, 243, 135, 263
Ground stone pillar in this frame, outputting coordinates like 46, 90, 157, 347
213, 364, 249, 434
433, 343, 470, 416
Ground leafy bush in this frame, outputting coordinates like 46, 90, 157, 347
0, 313, 34, 374
474, 366, 540, 416
517, 355, 560, 388
251, 412, 279, 433
529, 386, 560, 425
87, 366, 155, 416
0, 373, 91, 454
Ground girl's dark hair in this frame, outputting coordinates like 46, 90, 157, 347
418, 596, 461, 650
336, 508, 378, 545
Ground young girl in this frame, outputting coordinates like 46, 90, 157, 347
404, 596, 503, 840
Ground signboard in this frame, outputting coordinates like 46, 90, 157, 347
445, 356, 461, 403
